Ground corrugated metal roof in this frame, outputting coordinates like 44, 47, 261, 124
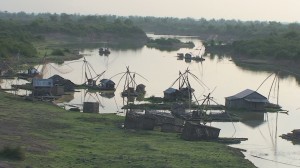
233, 89, 254, 98
226, 89, 268, 102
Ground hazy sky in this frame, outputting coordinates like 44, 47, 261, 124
0, 0, 299, 23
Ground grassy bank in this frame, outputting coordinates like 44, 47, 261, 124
0, 91, 255, 168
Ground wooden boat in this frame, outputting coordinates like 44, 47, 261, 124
99, 48, 110, 56
181, 121, 220, 140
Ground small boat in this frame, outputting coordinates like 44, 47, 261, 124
181, 121, 221, 140
98, 79, 115, 91
177, 53, 184, 59
99, 48, 110, 56
192, 55, 205, 62
184, 53, 192, 60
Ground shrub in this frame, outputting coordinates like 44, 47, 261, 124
0, 146, 25, 160
51, 49, 65, 56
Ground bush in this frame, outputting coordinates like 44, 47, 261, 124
51, 49, 65, 56
0, 146, 25, 160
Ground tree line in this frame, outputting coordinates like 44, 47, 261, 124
126, 16, 300, 41
0, 12, 147, 58
231, 31, 300, 59
1, 11, 300, 60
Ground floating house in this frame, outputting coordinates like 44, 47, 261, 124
32, 78, 53, 96
225, 89, 269, 111
163, 87, 194, 101
163, 88, 179, 100
48, 75, 76, 92
99, 79, 115, 90
136, 84, 146, 93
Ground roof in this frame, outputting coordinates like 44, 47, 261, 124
49, 74, 64, 81
100, 79, 115, 85
226, 89, 269, 103
32, 78, 53, 87
48, 75, 75, 86
229, 89, 255, 99
164, 88, 178, 94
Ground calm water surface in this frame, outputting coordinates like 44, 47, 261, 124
1, 34, 300, 168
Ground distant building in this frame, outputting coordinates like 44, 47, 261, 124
225, 89, 269, 111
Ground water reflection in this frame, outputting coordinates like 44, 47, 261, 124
239, 112, 266, 128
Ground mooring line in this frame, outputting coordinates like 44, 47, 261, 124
251, 155, 300, 167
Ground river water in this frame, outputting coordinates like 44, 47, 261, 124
1, 34, 300, 168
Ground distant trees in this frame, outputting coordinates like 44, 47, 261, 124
1, 11, 300, 60
0, 19, 37, 58
205, 31, 300, 60
127, 16, 300, 41
231, 31, 300, 59
146, 38, 194, 51
0, 12, 147, 58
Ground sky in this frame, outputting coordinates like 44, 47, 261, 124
0, 0, 299, 23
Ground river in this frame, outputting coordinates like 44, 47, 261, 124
1, 34, 300, 168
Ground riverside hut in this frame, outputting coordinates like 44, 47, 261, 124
225, 89, 269, 111
163, 88, 178, 100
32, 78, 53, 96
48, 75, 75, 92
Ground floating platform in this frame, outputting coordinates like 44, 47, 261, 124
280, 129, 300, 144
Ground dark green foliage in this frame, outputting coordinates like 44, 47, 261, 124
147, 38, 194, 51
0, 146, 25, 160
0, 19, 37, 58
51, 49, 65, 56
148, 38, 181, 46
128, 16, 300, 41
231, 31, 300, 59
0, 12, 148, 58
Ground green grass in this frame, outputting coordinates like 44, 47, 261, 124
0, 91, 255, 168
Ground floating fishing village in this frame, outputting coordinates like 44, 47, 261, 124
1, 9, 300, 168
1, 36, 300, 168
0, 42, 289, 143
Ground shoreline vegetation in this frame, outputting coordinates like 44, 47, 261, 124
146, 38, 194, 51
204, 31, 300, 84
0, 91, 255, 167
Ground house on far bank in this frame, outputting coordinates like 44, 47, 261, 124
225, 89, 269, 111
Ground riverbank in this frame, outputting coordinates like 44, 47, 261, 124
0, 91, 255, 168
205, 44, 300, 84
